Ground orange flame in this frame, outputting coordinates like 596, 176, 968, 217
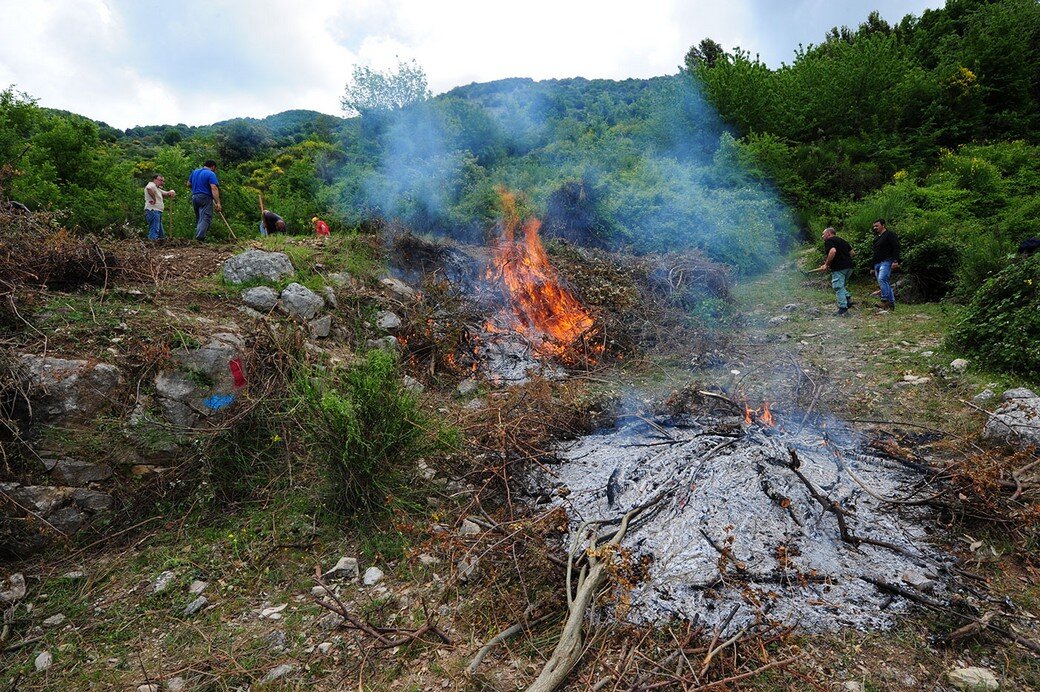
487, 188, 597, 358
761, 401, 774, 427
743, 400, 776, 427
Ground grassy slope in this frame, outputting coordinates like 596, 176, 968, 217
4, 244, 1039, 690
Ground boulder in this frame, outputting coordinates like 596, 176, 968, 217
154, 333, 244, 428
222, 250, 294, 284
68, 489, 113, 512
279, 283, 324, 320
17, 355, 122, 423
43, 458, 112, 485
183, 596, 208, 616
241, 286, 279, 312
981, 388, 1040, 450
950, 358, 970, 372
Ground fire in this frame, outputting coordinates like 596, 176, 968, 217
486, 188, 598, 358
743, 400, 776, 427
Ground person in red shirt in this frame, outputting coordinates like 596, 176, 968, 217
312, 216, 330, 237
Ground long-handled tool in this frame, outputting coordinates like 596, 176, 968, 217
167, 195, 174, 239
217, 208, 238, 240
258, 192, 266, 236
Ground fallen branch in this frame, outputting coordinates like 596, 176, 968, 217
468, 605, 553, 677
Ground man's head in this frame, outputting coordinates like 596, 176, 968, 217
152, 174, 164, 186
822, 227, 836, 240
275, 220, 286, 232
872, 219, 886, 234
203, 160, 217, 170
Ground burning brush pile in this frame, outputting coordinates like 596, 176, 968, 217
393, 189, 729, 385
526, 400, 952, 633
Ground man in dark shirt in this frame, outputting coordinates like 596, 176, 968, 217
260, 209, 286, 236
870, 219, 900, 310
818, 227, 856, 316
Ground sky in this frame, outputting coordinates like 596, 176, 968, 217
0, 0, 945, 130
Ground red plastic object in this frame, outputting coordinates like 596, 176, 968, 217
229, 358, 246, 387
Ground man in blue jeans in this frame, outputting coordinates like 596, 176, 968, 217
870, 219, 900, 310
187, 160, 222, 241
818, 227, 855, 316
143, 174, 175, 240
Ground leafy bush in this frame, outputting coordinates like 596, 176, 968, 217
296, 349, 447, 516
949, 253, 1040, 380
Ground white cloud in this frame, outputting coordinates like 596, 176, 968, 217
0, 0, 943, 129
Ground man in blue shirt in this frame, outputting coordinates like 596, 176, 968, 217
187, 160, 222, 241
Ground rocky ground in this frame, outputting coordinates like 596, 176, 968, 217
1, 235, 1038, 690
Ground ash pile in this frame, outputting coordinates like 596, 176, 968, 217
530, 409, 952, 633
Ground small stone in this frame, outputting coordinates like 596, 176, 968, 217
455, 378, 478, 397
379, 276, 416, 299
921, 350, 934, 357
61, 571, 85, 581
152, 571, 176, 594
166, 677, 187, 692
901, 569, 936, 593
842, 683, 865, 692
317, 641, 333, 655
43, 614, 66, 627
265, 630, 287, 651
376, 311, 402, 331
365, 336, 398, 352
188, 580, 208, 595
402, 375, 424, 394
182, 596, 208, 616
458, 519, 480, 536
309, 314, 333, 339
241, 286, 279, 312
327, 272, 351, 286
804, 307, 821, 317
973, 388, 996, 404
767, 315, 789, 326
0, 573, 26, 604
362, 567, 384, 586
34, 650, 53, 671
261, 663, 297, 683
946, 666, 999, 690
318, 612, 344, 630
457, 555, 480, 583
136, 684, 159, 692
260, 604, 288, 619
322, 286, 338, 309
464, 398, 485, 411
782, 303, 800, 312
322, 557, 359, 581
418, 554, 440, 566
950, 358, 970, 372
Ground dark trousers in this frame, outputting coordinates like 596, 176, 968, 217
192, 193, 214, 240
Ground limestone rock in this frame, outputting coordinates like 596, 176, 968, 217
365, 336, 398, 352
0, 573, 26, 604
261, 664, 297, 683
379, 276, 416, 300
457, 555, 480, 583
973, 388, 996, 404
152, 570, 176, 594
309, 314, 333, 339
362, 567, 384, 586
782, 303, 801, 312
47, 506, 85, 534
322, 556, 359, 581
68, 489, 112, 512
376, 311, 402, 331
327, 272, 351, 286
950, 358, 970, 372
767, 315, 789, 326
17, 355, 122, 423
241, 286, 279, 312
278, 283, 324, 320
188, 580, 208, 595
154, 333, 244, 428
136, 685, 159, 692
34, 650, 53, 671
222, 250, 294, 284
981, 388, 1040, 450
183, 596, 208, 616
458, 519, 480, 536
322, 286, 338, 309
402, 376, 424, 394
455, 378, 478, 397
166, 677, 187, 692
44, 458, 112, 485
946, 666, 999, 690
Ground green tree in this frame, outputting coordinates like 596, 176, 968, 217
341, 59, 431, 117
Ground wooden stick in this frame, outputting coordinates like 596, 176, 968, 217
217, 209, 238, 240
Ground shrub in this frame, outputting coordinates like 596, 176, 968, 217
948, 253, 1040, 380
296, 349, 445, 516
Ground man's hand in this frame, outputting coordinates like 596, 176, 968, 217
892, 262, 901, 271
817, 263, 829, 273
215, 202, 222, 212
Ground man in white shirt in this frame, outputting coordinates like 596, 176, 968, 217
144, 174, 176, 240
